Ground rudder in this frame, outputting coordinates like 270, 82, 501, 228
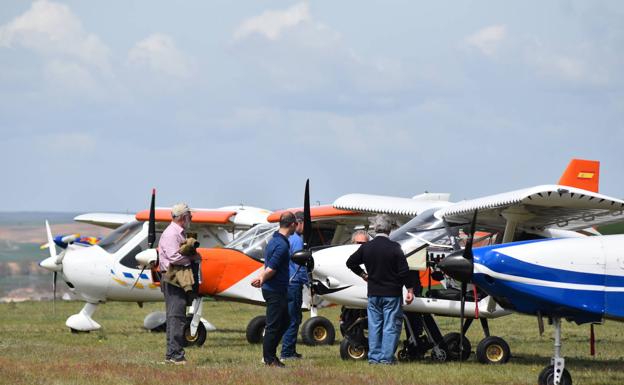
558, 158, 600, 193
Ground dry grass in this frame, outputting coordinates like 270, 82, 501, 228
1, 300, 624, 385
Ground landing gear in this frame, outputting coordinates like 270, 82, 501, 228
183, 316, 206, 347
476, 336, 511, 364
538, 366, 572, 385
340, 338, 368, 360
442, 332, 471, 361
537, 317, 572, 385
301, 316, 335, 345
246, 315, 266, 344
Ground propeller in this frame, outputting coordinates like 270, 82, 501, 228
437, 210, 478, 361
44, 220, 60, 313
132, 189, 157, 290
291, 179, 317, 310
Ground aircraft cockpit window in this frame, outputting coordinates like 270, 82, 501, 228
98, 221, 144, 254
226, 223, 278, 262
390, 210, 461, 257
118, 232, 162, 269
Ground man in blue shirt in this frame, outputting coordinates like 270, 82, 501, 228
251, 212, 297, 367
281, 211, 307, 359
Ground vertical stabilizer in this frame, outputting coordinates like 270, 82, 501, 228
558, 159, 600, 193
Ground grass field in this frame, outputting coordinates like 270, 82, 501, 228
1, 301, 624, 385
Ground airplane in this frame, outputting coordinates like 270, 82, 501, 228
39, 199, 272, 340
292, 159, 624, 363
438, 224, 624, 385
134, 193, 404, 347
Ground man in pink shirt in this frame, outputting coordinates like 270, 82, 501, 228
158, 202, 198, 365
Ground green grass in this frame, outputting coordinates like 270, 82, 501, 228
1, 301, 624, 385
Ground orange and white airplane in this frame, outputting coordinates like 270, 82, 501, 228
39, 201, 272, 339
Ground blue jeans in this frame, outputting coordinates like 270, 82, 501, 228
367, 296, 403, 364
262, 288, 290, 364
281, 283, 303, 357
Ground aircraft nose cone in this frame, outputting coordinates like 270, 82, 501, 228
438, 255, 473, 283
40, 256, 62, 272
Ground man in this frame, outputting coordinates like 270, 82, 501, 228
251, 211, 297, 367
351, 230, 370, 244
281, 211, 306, 360
158, 202, 199, 365
346, 214, 414, 364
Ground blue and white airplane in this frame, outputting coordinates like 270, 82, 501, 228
440, 229, 624, 385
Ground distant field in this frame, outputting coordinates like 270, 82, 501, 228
1, 301, 623, 385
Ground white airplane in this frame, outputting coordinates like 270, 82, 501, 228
39, 196, 272, 343
292, 159, 624, 363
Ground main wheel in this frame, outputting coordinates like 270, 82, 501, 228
301, 316, 336, 346
245, 315, 266, 344
442, 332, 471, 361
476, 336, 511, 364
339, 339, 368, 360
538, 365, 572, 385
182, 318, 207, 347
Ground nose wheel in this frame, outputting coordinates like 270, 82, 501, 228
537, 317, 572, 385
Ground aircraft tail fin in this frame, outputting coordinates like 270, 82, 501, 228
558, 159, 600, 193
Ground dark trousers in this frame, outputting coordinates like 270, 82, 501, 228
281, 283, 303, 357
163, 282, 187, 360
262, 288, 290, 363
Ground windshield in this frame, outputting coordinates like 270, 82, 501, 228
226, 223, 278, 261
390, 210, 461, 257
98, 221, 144, 254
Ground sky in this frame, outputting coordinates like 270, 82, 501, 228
0, 0, 623, 213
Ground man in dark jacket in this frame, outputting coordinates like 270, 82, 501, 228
346, 214, 414, 364
251, 212, 297, 367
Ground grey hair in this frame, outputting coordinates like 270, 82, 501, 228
351, 230, 370, 243
371, 214, 393, 234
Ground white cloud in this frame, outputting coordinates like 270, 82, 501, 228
523, 41, 612, 86
0, 0, 110, 71
234, 2, 310, 40
465, 24, 507, 56
128, 33, 194, 79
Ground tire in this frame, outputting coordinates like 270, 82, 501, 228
430, 346, 448, 362
301, 316, 336, 346
476, 336, 511, 364
182, 318, 207, 347
339, 339, 368, 361
245, 315, 266, 344
442, 332, 471, 361
538, 365, 572, 385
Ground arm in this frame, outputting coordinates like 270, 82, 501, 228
346, 246, 367, 280
396, 247, 415, 304
251, 240, 287, 287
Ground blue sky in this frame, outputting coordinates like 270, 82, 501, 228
0, 1, 623, 212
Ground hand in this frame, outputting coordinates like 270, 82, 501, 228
405, 290, 414, 305
251, 277, 262, 288
361, 273, 368, 282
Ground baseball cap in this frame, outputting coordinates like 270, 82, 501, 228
171, 203, 192, 218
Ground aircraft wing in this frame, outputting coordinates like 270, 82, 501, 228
436, 184, 624, 231
73, 213, 136, 229
267, 205, 365, 224
333, 193, 452, 218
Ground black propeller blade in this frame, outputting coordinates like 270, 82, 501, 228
132, 188, 156, 290
292, 179, 314, 271
303, 179, 312, 249
148, 188, 156, 248
437, 210, 478, 361
52, 271, 57, 315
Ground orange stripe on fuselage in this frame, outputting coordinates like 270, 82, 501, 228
267, 205, 360, 222
198, 248, 262, 296
135, 209, 236, 224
